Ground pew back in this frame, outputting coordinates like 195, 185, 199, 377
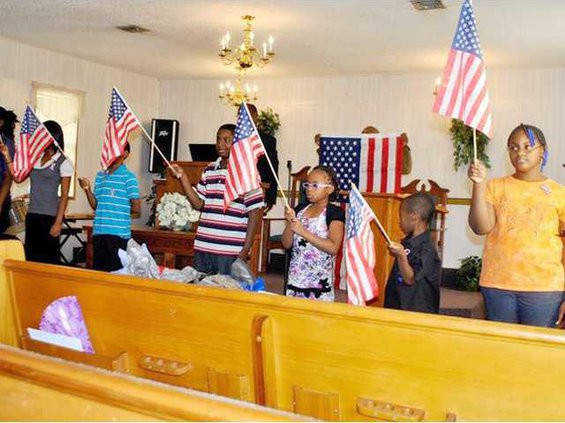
0, 344, 305, 421
4, 258, 565, 421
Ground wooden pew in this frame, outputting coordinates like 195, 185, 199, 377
0, 344, 306, 421
4, 258, 565, 421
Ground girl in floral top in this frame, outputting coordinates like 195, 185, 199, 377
282, 166, 345, 301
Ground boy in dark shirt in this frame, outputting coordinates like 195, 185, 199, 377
384, 193, 441, 314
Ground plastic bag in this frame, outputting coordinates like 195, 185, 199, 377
116, 239, 160, 279
197, 274, 243, 290
230, 258, 255, 288
160, 265, 201, 284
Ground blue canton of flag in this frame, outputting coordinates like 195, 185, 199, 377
22, 107, 40, 136
233, 106, 255, 145
320, 137, 361, 193
109, 89, 128, 121
452, 0, 482, 57
346, 187, 364, 239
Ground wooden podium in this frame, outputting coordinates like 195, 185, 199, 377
363, 193, 406, 307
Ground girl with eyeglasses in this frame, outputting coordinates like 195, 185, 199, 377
281, 165, 345, 301
468, 124, 565, 328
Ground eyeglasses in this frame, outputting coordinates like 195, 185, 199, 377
302, 182, 332, 190
507, 144, 543, 154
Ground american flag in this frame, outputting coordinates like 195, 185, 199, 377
432, 0, 492, 138
223, 103, 266, 209
345, 185, 379, 306
101, 88, 140, 169
320, 134, 403, 196
13, 106, 56, 180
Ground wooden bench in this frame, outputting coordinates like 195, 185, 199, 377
0, 344, 306, 421
3, 254, 565, 420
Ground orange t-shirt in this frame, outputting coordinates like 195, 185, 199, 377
480, 176, 565, 292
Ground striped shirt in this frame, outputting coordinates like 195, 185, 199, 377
93, 164, 140, 239
195, 158, 264, 256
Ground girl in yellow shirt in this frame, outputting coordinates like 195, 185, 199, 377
468, 124, 565, 328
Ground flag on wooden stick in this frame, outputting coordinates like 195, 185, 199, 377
345, 184, 379, 306
432, 0, 492, 138
223, 103, 266, 209
101, 87, 140, 169
13, 106, 56, 180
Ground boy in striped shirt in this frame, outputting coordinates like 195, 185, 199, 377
79, 142, 141, 271
172, 123, 264, 274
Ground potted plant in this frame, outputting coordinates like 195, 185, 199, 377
455, 255, 482, 292
450, 119, 490, 171
256, 108, 281, 136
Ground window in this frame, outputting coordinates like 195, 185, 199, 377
33, 83, 83, 197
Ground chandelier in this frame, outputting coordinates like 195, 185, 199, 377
219, 15, 275, 71
218, 77, 258, 107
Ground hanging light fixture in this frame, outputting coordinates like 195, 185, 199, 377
218, 77, 258, 107
219, 15, 275, 71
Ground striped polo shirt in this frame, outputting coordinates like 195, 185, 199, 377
195, 158, 264, 256
93, 164, 140, 239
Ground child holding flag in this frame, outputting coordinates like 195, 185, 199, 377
171, 123, 264, 275
469, 124, 565, 328
281, 165, 345, 301
384, 193, 441, 314
0, 120, 73, 264
79, 142, 141, 271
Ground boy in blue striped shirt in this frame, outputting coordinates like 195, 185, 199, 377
79, 142, 141, 271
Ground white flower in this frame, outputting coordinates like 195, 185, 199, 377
156, 192, 200, 230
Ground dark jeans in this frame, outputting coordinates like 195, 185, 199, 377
93, 235, 128, 272
482, 287, 564, 328
193, 251, 237, 275
25, 213, 60, 265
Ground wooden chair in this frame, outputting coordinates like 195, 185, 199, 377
401, 179, 449, 261
260, 166, 310, 272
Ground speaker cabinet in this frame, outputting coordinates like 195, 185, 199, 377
149, 119, 179, 173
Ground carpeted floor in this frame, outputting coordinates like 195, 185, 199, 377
261, 271, 485, 319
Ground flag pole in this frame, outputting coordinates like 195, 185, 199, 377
242, 102, 290, 210
472, 127, 478, 163
350, 182, 392, 245
112, 87, 175, 173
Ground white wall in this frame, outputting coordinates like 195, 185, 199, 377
160, 69, 565, 268
0, 35, 159, 222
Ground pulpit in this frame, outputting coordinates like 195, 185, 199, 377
363, 193, 405, 307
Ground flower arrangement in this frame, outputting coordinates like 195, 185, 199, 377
450, 119, 491, 171
256, 108, 281, 136
156, 192, 200, 231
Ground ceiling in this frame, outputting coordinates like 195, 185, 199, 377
1, 0, 565, 80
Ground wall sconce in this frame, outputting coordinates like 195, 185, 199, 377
433, 76, 442, 96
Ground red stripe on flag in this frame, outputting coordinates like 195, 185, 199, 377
379, 137, 389, 193
365, 137, 375, 193
395, 136, 403, 193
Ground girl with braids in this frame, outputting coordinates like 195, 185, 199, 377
281, 165, 345, 301
0, 107, 17, 233
468, 124, 565, 328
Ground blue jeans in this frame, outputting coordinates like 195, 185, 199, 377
193, 251, 237, 275
481, 287, 564, 328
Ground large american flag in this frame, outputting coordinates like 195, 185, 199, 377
13, 106, 56, 180
432, 0, 492, 138
320, 134, 403, 196
101, 88, 140, 169
223, 103, 266, 209
345, 185, 379, 306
